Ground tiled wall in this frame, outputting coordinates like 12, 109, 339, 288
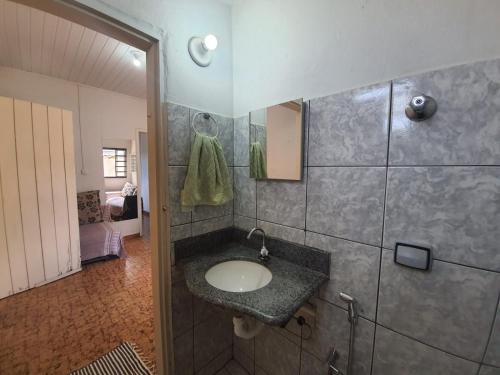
167, 103, 235, 374
232, 59, 500, 375
167, 103, 235, 245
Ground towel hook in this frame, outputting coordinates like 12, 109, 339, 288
405, 94, 437, 122
191, 112, 219, 137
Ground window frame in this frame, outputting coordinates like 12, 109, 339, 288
102, 147, 128, 178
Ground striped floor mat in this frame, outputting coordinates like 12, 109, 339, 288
70, 342, 153, 375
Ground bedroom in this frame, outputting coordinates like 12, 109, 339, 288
0, 0, 153, 372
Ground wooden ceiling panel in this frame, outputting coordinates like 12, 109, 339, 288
3, 1, 22, 68
94, 42, 128, 88
0, 0, 146, 98
16, 2, 31, 71
50, 17, 71, 77
76, 31, 107, 83
29, 8, 44, 71
40, 13, 58, 76
86, 38, 119, 87
67, 28, 95, 82
58, 21, 84, 79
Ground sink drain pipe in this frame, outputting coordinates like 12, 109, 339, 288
233, 315, 264, 339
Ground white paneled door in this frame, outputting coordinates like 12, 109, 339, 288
0, 96, 80, 299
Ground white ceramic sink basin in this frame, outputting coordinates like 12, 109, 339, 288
205, 260, 272, 292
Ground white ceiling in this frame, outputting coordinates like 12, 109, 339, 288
0, 0, 147, 98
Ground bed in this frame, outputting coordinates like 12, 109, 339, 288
104, 183, 139, 221
104, 191, 126, 219
77, 190, 126, 264
79, 221, 125, 263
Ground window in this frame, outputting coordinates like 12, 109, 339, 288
103, 148, 127, 178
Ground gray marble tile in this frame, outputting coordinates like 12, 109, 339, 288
234, 167, 256, 218
306, 167, 386, 246
390, 58, 500, 165
309, 83, 390, 166
192, 215, 233, 237
234, 215, 257, 232
172, 281, 193, 338
281, 313, 302, 338
170, 243, 176, 267
378, 250, 500, 361
169, 166, 191, 226
255, 325, 300, 375
484, 301, 500, 366
193, 295, 230, 325
372, 326, 479, 375
234, 333, 255, 361
302, 101, 310, 167
224, 360, 251, 375
302, 298, 374, 375
194, 313, 233, 371
480, 365, 500, 375
192, 167, 233, 222
190, 109, 234, 166
270, 324, 301, 346
300, 349, 370, 375
233, 347, 254, 375
174, 328, 194, 375
234, 115, 250, 167
299, 351, 326, 375
258, 220, 305, 245
167, 103, 191, 166
196, 347, 232, 375
171, 223, 191, 242
305, 232, 380, 320
257, 170, 307, 229
171, 263, 186, 285
384, 166, 500, 271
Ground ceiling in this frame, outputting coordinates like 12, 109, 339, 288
0, 0, 147, 98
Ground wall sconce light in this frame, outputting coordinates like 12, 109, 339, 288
188, 34, 218, 67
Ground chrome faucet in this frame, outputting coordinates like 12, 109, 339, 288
247, 227, 270, 261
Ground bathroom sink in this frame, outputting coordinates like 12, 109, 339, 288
205, 260, 272, 292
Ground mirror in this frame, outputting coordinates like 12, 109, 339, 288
249, 99, 304, 180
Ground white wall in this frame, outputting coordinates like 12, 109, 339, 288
0, 67, 147, 204
78, 83, 146, 201
76, 0, 234, 117
102, 138, 133, 191
232, 0, 500, 116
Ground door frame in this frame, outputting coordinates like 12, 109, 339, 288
11, 1, 173, 374
135, 128, 148, 236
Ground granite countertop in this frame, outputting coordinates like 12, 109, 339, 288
183, 243, 328, 326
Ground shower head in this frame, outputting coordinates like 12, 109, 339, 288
405, 94, 437, 122
339, 292, 355, 303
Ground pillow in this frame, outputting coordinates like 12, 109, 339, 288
77, 190, 103, 225
121, 182, 137, 197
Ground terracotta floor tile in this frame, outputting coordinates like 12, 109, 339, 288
0, 235, 155, 375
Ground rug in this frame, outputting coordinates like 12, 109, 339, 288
70, 342, 153, 375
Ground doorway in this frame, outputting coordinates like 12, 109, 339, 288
0, 0, 171, 374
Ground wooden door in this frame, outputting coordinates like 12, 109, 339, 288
0, 96, 80, 298
14, 99, 45, 286
0, 96, 29, 293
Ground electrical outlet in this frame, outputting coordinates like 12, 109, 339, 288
294, 302, 316, 328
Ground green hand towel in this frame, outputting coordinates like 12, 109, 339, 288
181, 132, 233, 211
250, 142, 267, 179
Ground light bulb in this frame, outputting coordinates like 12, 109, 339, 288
202, 34, 218, 51
133, 57, 141, 67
